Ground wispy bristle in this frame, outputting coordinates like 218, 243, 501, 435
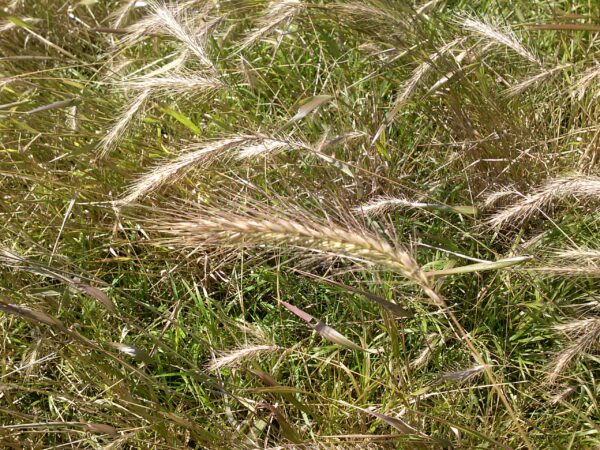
119, 136, 307, 205
117, 1, 217, 69
554, 248, 600, 261
546, 318, 600, 384
110, 0, 137, 28
97, 89, 151, 159
505, 64, 571, 97
372, 39, 461, 144
571, 64, 600, 100
459, 15, 540, 65
119, 72, 223, 96
481, 187, 519, 209
240, 0, 302, 50
487, 176, 600, 228
544, 248, 600, 275
148, 1, 214, 67
151, 209, 424, 282
325, 2, 411, 41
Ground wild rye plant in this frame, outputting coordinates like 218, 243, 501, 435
0, 0, 599, 448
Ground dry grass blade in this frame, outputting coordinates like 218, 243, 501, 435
487, 176, 600, 229
459, 15, 540, 65
0, 18, 41, 33
240, 0, 303, 50
354, 196, 477, 216
546, 318, 600, 384
0, 300, 62, 328
527, 23, 600, 32
280, 300, 367, 351
83, 423, 119, 436
23, 98, 78, 115
72, 282, 116, 313
338, 401, 423, 436
1, 248, 116, 313
286, 95, 334, 125
424, 256, 531, 277
208, 345, 279, 371
294, 269, 412, 317
118, 136, 307, 205
96, 89, 150, 159
108, 342, 151, 363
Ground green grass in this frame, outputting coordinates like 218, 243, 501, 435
1, 0, 599, 448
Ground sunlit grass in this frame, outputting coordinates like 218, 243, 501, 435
0, 0, 599, 448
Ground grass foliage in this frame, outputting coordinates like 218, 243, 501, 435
1, 0, 599, 448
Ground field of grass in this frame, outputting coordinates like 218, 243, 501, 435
0, 0, 599, 448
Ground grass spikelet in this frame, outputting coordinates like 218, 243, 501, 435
548, 386, 576, 405
481, 187, 520, 209
534, 248, 600, 277
410, 333, 440, 370
2, 1, 600, 447
240, 0, 302, 50
119, 137, 244, 204
97, 89, 151, 159
372, 39, 461, 143
147, 1, 215, 68
459, 15, 540, 65
110, 0, 137, 28
487, 176, 600, 228
151, 208, 424, 281
553, 248, 600, 262
571, 64, 600, 100
208, 344, 279, 371
325, 2, 412, 43
116, 1, 216, 69
438, 364, 486, 384
117, 11, 168, 47
119, 136, 307, 204
505, 63, 572, 97
546, 318, 600, 384
119, 72, 223, 97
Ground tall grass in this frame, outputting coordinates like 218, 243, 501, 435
0, 0, 599, 448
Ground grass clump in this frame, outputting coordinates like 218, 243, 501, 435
1, 0, 599, 448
